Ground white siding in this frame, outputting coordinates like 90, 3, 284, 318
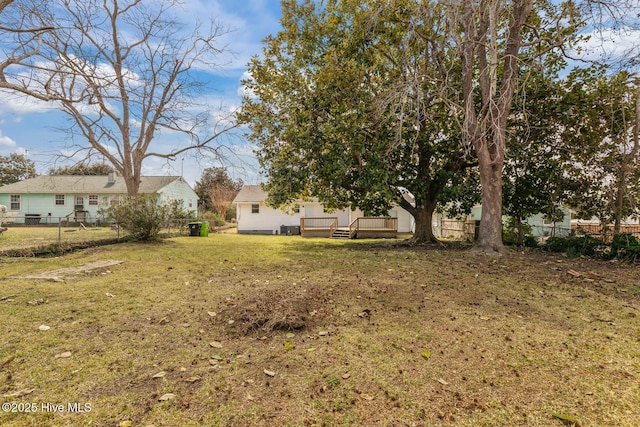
237, 202, 302, 234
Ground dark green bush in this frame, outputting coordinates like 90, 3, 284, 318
543, 235, 607, 258
101, 195, 187, 241
611, 233, 640, 261
544, 236, 570, 253
503, 219, 538, 247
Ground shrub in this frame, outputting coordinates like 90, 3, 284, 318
201, 211, 226, 226
503, 218, 538, 248
101, 195, 185, 241
611, 233, 640, 261
543, 235, 607, 258
544, 236, 570, 253
225, 204, 237, 221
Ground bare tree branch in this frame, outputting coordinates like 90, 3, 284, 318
0, 0, 239, 195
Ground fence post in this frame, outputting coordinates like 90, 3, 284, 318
58, 218, 62, 245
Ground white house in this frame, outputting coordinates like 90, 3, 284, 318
0, 174, 198, 225
233, 185, 414, 237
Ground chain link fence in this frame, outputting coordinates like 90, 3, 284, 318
0, 216, 197, 255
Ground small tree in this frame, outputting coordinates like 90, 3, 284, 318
102, 195, 185, 241
0, 153, 37, 185
208, 184, 238, 220
194, 167, 242, 215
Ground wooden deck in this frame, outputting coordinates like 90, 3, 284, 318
300, 217, 398, 239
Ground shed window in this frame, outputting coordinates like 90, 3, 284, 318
10, 194, 20, 210
55, 194, 66, 205
88, 195, 99, 206
251, 204, 260, 214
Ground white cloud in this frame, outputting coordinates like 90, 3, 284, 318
574, 27, 640, 67
0, 131, 17, 148
0, 90, 53, 115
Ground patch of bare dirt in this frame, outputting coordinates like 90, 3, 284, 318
219, 286, 327, 335
13, 260, 124, 281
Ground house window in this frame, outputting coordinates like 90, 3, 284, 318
251, 204, 260, 214
55, 194, 66, 206
10, 194, 20, 211
88, 195, 99, 206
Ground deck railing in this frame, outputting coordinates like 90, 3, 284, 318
300, 217, 338, 237
349, 217, 398, 238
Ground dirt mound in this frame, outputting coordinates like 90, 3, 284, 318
220, 286, 323, 335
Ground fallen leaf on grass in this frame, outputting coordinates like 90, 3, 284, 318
152, 371, 166, 379
359, 393, 374, 401
207, 311, 217, 317
1, 355, 15, 367
209, 341, 223, 348
105, 293, 115, 298
158, 393, 176, 401
27, 298, 46, 305
245, 392, 255, 401
38, 325, 51, 331
421, 349, 431, 360
263, 369, 276, 377
185, 376, 201, 383
54, 351, 72, 359
552, 413, 582, 427
341, 373, 351, 379
3, 388, 35, 398
437, 379, 449, 385
119, 421, 132, 427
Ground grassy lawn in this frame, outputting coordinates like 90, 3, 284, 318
0, 234, 639, 426
0, 226, 125, 252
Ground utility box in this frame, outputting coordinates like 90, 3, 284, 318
280, 225, 301, 235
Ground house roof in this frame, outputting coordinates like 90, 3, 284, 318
0, 175, 186, 194
233, 184, 417, 208
232, 185, 267, 203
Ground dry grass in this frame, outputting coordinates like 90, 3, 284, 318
0, 234, 639, 426
0, 226, 124, 252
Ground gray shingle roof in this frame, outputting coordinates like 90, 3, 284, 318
0, 175, 183, 194
232, 185, 267, 203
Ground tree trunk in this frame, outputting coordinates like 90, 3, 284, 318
614, 163, 625, 234
475, 158, 505, 254
411, 202, 438, 243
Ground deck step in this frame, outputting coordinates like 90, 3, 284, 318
331, 229, 352, 239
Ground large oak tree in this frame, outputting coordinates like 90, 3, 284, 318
239, 0, 476, 243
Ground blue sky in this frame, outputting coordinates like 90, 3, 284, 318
0, 0, 284, 186
0, 1, 638, 187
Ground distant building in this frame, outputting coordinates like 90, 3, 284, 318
0, 174, 197, 224
232, 185, 414, 238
